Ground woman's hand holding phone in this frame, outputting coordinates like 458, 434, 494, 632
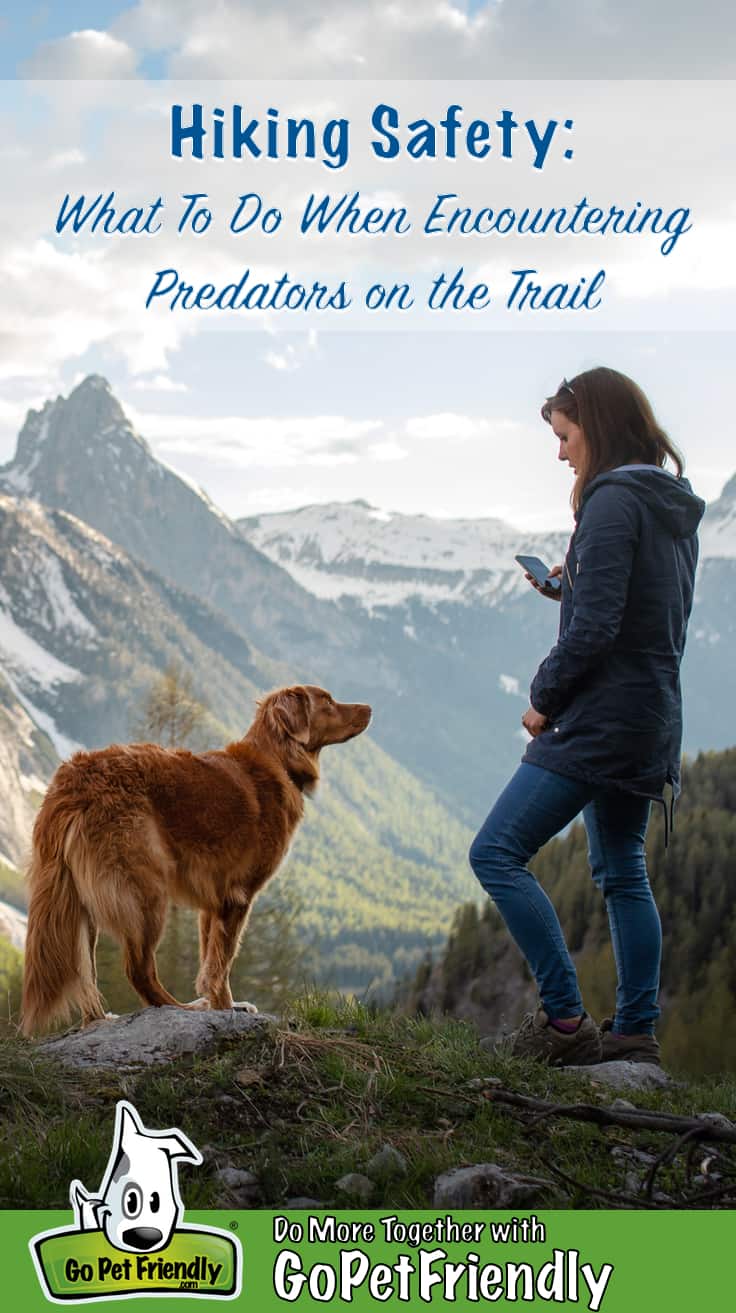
525, 563, 563, 600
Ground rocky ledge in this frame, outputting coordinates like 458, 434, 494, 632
38, 1005, 273, 1070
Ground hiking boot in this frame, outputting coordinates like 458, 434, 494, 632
599, 1019, 661, 1066
500, 1007, 602, 1066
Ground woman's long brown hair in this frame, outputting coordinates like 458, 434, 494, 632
541, 366, 684, 515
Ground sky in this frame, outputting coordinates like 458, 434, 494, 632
0, 1, 734, 530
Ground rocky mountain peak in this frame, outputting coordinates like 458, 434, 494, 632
1, 374, 152, 500
0, 376, 369, 680
66, 374, 129, 425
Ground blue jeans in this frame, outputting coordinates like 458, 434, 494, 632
468, 763, 661, 1035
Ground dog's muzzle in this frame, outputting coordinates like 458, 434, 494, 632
122, 1226, 164, 1250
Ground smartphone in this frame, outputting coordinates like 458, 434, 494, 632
514, 554, 561, 592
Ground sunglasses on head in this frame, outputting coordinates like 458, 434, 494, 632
559, 378, 575, 396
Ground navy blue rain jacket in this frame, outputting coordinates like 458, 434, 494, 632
523, 465, 705, 839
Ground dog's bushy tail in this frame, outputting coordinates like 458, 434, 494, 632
21, 803, 103, 1037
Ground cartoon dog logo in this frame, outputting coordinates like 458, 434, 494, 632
70, 1100, 202, 1254
30, 1099, 241, 1303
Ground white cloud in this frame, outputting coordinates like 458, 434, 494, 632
238, 485, 322, 511
0, 237, 188, 381
104, 1, 736, 79
132, 373, 189, 393
367, 439, 407, 461
263, 349, 298, 372
263, 324, 321, 373
499, 673, 522, 697
22, 29, 138, 79
122, 404, 528, 476
45, 149, 87, 170
116, 1, 483, 78
404, 413, 518, 441
128, 407, 383, 468
607, 215, 736, 299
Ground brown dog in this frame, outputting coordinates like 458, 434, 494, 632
21, 685, 371, 1035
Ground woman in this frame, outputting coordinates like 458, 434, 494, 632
469, 367, 705, 1066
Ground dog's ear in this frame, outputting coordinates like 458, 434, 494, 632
156, 1132, 203, 1168
271, 688, 311, 744
119, 1102, 145, 1154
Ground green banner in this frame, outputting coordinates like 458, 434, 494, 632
6, 1209, 733, 1310
31, 1224, 239, 1300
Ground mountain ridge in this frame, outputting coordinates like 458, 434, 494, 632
239, 498, 571, 609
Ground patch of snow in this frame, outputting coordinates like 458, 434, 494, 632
8, 682, 82, 759
36, 553, 96, 638
3, 459, 33, 495
0, 606, 82, 688
282, 562, 477, 611
0, 664, 82, 760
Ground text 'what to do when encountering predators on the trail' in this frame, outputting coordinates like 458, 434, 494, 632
45, 95, 696, 321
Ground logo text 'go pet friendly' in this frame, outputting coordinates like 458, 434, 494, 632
30, 1100, 242, 1302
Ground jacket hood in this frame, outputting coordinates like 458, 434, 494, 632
579, 465, 706, 538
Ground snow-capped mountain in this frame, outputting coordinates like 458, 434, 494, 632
240, 478, 736, 612
239, 478, 736, 801
240, 499, 570, 610
0, 377, 387, 692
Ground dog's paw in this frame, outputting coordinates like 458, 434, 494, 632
184, 998, 211, 1011
232, 1000, 258, 1014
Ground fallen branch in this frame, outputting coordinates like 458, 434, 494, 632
483, 1087, 736, 1143
642, 1125, 702, 1200
535, 1154, 674, 1210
